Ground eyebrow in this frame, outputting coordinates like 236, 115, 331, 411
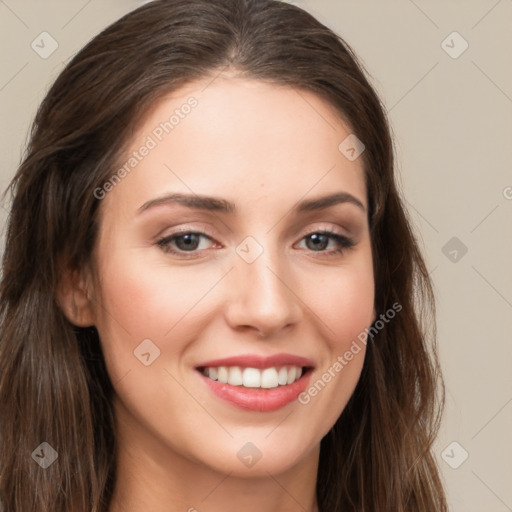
137, 191, 366, 215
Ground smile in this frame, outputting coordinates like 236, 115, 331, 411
199, 365, 304, 389
195, 353, 314, 412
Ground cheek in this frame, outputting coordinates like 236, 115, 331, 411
317, 281, 374, 336
91, 250, 228, 380
295, 255, 374, 425
95, 253, 220, 336
306, 255, 375, 347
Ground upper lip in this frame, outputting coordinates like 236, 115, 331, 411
196, 352, 315, 370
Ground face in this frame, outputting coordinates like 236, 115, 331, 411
84, 76, 375, 477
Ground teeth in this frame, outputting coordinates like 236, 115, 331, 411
217, 366, 228, 383
229, 366, 243, 386
202, 365, 304, 388
278, 367, 288, 385
261, 368, 278, 388
287, 366, 297, 385
243, 368, 261, 388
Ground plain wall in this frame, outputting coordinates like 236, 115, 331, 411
0, 1, 511, 510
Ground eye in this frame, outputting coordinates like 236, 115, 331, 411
156, 231, 216, 257
156, 228, 355, 259
296, 229, 355, 256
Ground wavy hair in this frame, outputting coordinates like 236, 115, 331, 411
0, 0, 447, 510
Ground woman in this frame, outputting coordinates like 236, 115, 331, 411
0, 0, 448, 510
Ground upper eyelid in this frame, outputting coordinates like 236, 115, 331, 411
158, 224, 350, 241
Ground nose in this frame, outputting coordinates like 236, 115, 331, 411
224, 245, 303, 338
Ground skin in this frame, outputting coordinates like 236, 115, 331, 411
60, 75, 375, 512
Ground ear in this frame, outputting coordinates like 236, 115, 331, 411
56, 263, 96, 327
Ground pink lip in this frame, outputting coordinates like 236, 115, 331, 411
195, 352, 315, 413
196, 352, 314, 370
198, 370, 313, 412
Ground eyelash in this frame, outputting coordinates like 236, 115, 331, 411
156, 228, 355, 259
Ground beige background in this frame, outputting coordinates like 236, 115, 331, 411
1, 0, 511, 510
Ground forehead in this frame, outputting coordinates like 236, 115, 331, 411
101, 76, 367, 220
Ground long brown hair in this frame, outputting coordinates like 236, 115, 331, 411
0, 0, 447, 510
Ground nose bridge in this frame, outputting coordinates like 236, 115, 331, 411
226, 234, 301, 336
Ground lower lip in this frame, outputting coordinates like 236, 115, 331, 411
199, 370, 312, 412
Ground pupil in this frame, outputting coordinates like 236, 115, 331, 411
177, 234, 199, 250
308, 233, 327, 251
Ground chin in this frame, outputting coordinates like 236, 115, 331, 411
184, 430, 319, 478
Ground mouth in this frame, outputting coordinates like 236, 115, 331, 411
197, 364, 312, 389
195, 353, 314, 412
